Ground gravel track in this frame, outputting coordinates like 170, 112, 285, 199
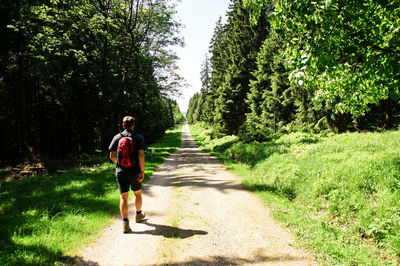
78, 124, 316, 265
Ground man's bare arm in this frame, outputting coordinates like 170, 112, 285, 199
109, 151, 117, 164
138, 149, 145, 182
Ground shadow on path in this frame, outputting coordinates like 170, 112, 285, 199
144, 146, 246, 197
75, 257, 100, 266
149, 248, 303, 265
132, 220, 208, 239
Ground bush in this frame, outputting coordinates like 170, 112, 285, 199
190, 122, 227, 144
207, 135, 239, 153
276, 132, 321, 145
225, 141, 288, 166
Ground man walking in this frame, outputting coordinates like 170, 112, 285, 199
109, 116, 146, 233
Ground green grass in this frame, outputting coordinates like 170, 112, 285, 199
189, 123, 400, 265
0, 124, 182, 265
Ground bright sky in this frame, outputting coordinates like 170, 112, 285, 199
172, 0, 230, 114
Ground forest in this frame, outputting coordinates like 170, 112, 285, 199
0, 0, 184, 165
186, 0, 399, 141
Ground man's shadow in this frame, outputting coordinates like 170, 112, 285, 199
132, 220, 208, 239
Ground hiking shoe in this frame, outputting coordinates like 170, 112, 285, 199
136, 212, 145, 223
123, 220, 132, 234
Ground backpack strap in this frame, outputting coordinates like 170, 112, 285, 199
120, 131, 132, 138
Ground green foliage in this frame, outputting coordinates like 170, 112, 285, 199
171, 101, 184, 125
187, 53, 213, 124
245, 0, 400, 117
243, 29, 297, 141
198, 53, 213, 123
191, 123, 287, 167
0, 0, 184, 163
192, 0, 396, 140
275, 131, 322, 145
191, 123, 400, 264
213, 0, 268, 135
189, 0, 400, 145
189, 122, 228, 145
204, 17, 227, 125
186, 92, 201, 124
0, 125, 182, 265
188, 1, 269, 135
225, 141, 288, 166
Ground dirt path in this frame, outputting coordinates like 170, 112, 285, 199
78, 124, 316, 265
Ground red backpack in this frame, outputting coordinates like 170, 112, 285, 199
117, 133, 135, 168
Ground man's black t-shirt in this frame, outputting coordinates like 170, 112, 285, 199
108, 129, 146, 178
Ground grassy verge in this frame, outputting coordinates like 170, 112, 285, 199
0, 124, 182, 265
189, 123, 400, 265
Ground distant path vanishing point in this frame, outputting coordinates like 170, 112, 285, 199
78, 123, 316, 265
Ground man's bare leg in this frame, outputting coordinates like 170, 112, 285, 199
134, 189, 142, 212
134, 189, 145, 222
120, 192, 132, 233
120, 192, 129, 219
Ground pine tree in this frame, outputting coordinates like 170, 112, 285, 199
186, 93, 200, 124
192, 93, 205, 123
243, 30, 295, 141
204, 17, 227, 125
214, 0, 268, 135
199, 54, 212, 123
200, 54, 211, 93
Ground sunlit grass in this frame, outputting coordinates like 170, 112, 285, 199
0, 124, 182, 265
189, 123, 400, 265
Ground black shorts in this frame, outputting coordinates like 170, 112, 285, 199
116, 173, 142, 193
